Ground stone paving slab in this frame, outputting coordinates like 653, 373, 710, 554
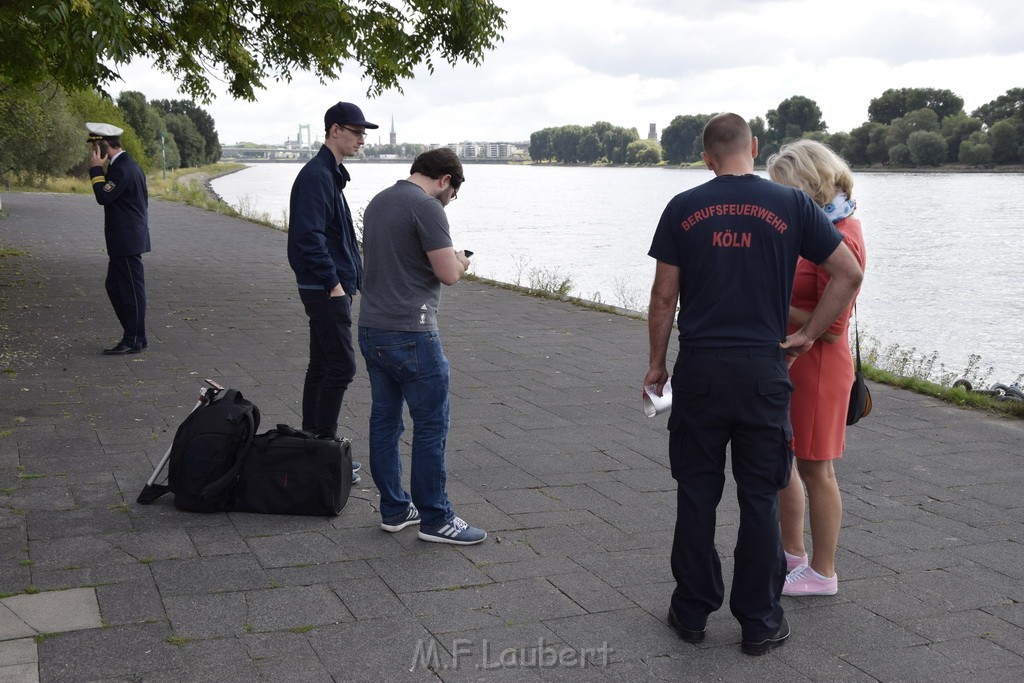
2, 192, 1024, 681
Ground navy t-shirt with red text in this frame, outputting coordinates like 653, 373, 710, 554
648, 174, 843, 347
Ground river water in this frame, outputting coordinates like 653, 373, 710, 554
212, 163, 1024, 385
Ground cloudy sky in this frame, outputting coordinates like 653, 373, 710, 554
113, 0, 1024, 146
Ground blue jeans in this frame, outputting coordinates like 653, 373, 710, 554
358, 327, 453, 528
299, 289, 356, 437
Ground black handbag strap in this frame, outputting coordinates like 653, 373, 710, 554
852, 304, 862, 372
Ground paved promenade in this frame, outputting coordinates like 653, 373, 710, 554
1, 191, 1023, 682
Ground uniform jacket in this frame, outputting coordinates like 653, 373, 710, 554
89, 152, 151, 257
287, 145, 363, 294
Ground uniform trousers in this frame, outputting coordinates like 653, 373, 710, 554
105, 254, 147, 347
667, 345, 793, 642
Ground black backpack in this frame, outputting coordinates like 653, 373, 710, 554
165, 388, 260, 512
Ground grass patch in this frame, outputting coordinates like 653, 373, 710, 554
287, 625, 316, 634
0, 248, 29, 258
863, 364, 1024, 418
17, 472, 46, 480
166, 636, 194, 647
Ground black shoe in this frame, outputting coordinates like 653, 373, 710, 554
102, 341, 144, 355
741, 616, 790, 656
667, 607, 706, 644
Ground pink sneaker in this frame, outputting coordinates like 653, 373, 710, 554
785, 550, 808, 572
783, 565, 838, 596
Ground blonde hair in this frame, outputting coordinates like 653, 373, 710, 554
766, 139, 853, 208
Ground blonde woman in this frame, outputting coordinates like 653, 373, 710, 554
767, 140, 866, 596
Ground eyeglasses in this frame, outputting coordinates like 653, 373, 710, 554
339, 126, 367, 139
449, 186, 458, 201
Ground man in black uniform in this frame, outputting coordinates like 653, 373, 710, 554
87, 122, 151, 355
644, 113, 862, 655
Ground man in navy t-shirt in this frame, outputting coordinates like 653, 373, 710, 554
645, 113, 862, 656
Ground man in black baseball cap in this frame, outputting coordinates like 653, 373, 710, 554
287, 102, 378, 484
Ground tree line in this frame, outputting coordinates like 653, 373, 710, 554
529, 87, 1024, 168
529, 122, 660, 164
0, 78, 221, 182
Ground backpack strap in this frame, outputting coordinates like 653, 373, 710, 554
199, 406, 257, 500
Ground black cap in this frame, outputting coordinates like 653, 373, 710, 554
324, 102, 378, 132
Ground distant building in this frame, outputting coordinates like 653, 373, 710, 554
648, 123, 657, 140
389, 116, 397, 145
443, 141, 526, 160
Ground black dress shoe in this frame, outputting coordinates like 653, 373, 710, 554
102, 342, 144, 355
667, 606, 706, 644
741, 616, 790, 656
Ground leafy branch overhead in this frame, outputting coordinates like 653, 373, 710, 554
0, 0, 508, 102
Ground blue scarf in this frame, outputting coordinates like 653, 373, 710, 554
823, 193, 856, 224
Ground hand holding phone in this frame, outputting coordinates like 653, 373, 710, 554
463, 250, 474, 258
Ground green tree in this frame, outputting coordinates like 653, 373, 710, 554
67, 89, 148, 170
625, 139, 661, 165
958, 132, 993, 167
971, 88, 1024, 126
888, 143, 912, 166
885, 108, 939, 150
529, 128, 554, 162
907, 130, 946, 166
867, 124, 891, 164
117, 91, 163, 164
552, 125, 584, 163
868, 87, 964, 124
765, 95, 826, 156
0, 1, 507, 103
988, 119, 1024, 164
163, 113, 205, 168
0, 78, 82, 181
845, 122, 884, 165
661, 114, 712, 165
578, 131, 603, 163
602, 126, 638, 164
152, 99, 220, 163
940, 113, 983, 162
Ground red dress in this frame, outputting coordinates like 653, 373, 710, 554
788, 217, 866, 461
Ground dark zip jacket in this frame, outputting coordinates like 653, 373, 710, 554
287, 145, 363, 294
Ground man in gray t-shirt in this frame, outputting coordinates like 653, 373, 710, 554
358, 147, 485, 546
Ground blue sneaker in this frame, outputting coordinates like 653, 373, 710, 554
352, 471, 361, 485
352, 461, 361, 473
381, 505, 420, 532
418, 516, 486, 545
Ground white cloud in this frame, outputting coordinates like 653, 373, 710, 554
110, 0, 1024, 145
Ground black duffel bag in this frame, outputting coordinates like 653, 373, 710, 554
232, 424, 353, 517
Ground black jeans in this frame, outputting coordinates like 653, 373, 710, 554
298, 289, 356, 437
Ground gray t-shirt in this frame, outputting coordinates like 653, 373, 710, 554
359, 180, 454, 331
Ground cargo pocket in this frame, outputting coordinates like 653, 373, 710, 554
667, 374, 709, 479
757, 376, 795, 488
668, 374, 709, 431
